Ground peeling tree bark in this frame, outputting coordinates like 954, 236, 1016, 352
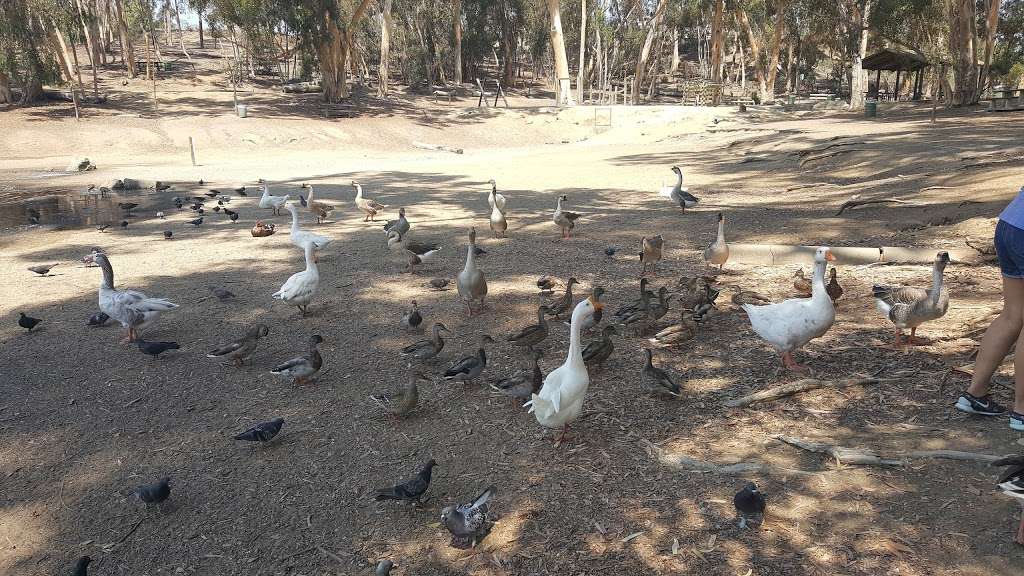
453, 0, 462, 85
378, 0, 392, 96
113, 0, 136, 78
632, 0, 669, 103
577, 0, 586, 98
546, 0, 574, 105
978, 0, 1000, 95
849, 0, 872, 109
709, 0, 724, 84
736, 8, 768, 102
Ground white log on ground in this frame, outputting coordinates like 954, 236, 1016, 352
643, 440, 821, 477
723, 378, 880, 408
776, 435, 1005, 466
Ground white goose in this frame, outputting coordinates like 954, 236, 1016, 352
272, 240, 321, 316
258, 183, 289, 215
90, 251, 178, 342
285, 203, 331, 254
659, 166, 699, 210
525, 296, 602, 442
487, 179, 507, 213
742, 246, 836, 372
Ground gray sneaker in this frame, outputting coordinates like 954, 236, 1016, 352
1011, 412, 1024, 432
955, 392, 1006, 416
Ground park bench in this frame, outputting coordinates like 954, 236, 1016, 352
321, 102, 355, 118
990, 88, 1024, 112
135, 60, 166, 74
809, 93, 837, 101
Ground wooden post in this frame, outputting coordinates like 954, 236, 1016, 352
70, 82, 80, 120
188, 136, 196, 166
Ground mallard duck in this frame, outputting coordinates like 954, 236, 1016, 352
401, 300, 423, 330
507, 305, 550, 351
537, 275, 558, 294
793, 268, 812, 296
640, 235, 664, 276
582, 325, 617, 369
207, 324, 269, 366
257, 183, 289, 215
743, 247, 836, 372
525, 296, 602, 443
401, 322, 452, 360
251, 220, 275, 237
703, 212, 729, 271
353, 180, 387, 221
427, 278, 450, 290
371, 372, 426, 418
641, 348, 681, 397
457, 228, 488, 315
444, 335, 495, 384
286, 203, 332, 254
491, 349, 543, 400
487, 179, 507, 213
873, 251, 950, 347
622, 287, 672, 334
383, 207, 410, 237
660, 166, 699, 210
88, 251, 178, 343
270, 335, 324, 384
649, 315, 698, 348
992, 455, 1024, 545
730, 285, 771, 307
553, 194, 581, 239
675, 276, 712, 310
301, 184, 334, 224
826, 267, 844, 305
613, 278, 655, 320
545, 277, 579, 319
489, 202, 507, 238
272, 240, 321, 316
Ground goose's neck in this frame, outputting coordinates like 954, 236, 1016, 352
716, 219, 725, 242
478, 347, 487, 364
566, 306, 586, 369
304, 244, 318, 274
556, 197, 564, 211
931, 265, 944, 298
260, 185, 270, 199
305, 187, 315, 203
354, 185, 362, 201
99, 259, 114, 289
289, 209, 300, 232
465, 242, 476, 270
810, 260, 828, 298
673, 170, 683, 191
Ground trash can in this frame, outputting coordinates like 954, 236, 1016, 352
236, 104, 248, 118
787, 95, 796, 106
864, 99, 877, 118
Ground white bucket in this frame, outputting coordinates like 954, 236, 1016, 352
236, 104, 248, 118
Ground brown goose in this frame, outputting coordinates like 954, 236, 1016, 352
873, 251, 950, 347
507, 305, 550, 351
640, 235, 664, 276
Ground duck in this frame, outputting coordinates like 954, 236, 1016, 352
353, 180, 387, 221
207, 324, 269, 366
641, 348, 681, 397
401, 322, 452, 361
251, 220, 276, 237
703, 212, 729, 271
88, 251, 178, 343
400, 300, 423, 330
486, 179, 507, 213
792, 268, 812, 296
640, 235, 664, 276
743, 246, 836, 372
730, 285, 771, 307
491, 349, 544, 401
427, 278, 450, 290
386, 231, 442, 273
384, 207, 411, 237
525, 296, 602, 443
649, 315, 698, 348
660, 166, 699, 210
613, 278, 655, 320
991, 455, 1024, 545
270, 334, 324, 384
826, 267, 844, 305
582, 325, 617, 370
271, 240, 321, 316
507, 305, 550, 352
553, 194, 581, 239
489, 202, 507, 238
444, 335, 495, 384
545, 277, 579, 320
873, 251, 950, 347
285, 203, 332, 254
371, 372, 426, 418
675, 276, 717, 310
621, 286, 672, 335
301, 184, 335, 224
457, 228, 488, 315
537, 275, 558, 295
257, 184, 289, 215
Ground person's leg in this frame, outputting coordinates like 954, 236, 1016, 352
966, 275, 1024, 399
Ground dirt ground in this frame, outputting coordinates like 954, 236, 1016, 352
2, 40, 1024, 576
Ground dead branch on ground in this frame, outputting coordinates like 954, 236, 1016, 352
835, 196, 922, 216
723, 378, 881, 408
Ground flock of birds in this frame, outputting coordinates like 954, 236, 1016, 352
15, 168, 1024, 573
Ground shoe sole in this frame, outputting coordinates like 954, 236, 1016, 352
1011, 417, 1024, 432
955, 397, 1004, 416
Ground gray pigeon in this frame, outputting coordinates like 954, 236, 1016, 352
375, 559, 394, 575
374, 459, 436, 504
210, 287, 236, 300
87, 312, 111, 327
234, 418, 284, 442
71, 555, 91, 576
131, 477, 171, 504
441, 485, 497, 548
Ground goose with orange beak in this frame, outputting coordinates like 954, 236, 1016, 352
742, 247, 837, 372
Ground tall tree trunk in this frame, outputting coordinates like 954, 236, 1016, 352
546, 0, 573, 105
736, 8, 767, 102
577, 0, 586, 97
0, 70, 12, 103
671, 28, 679, 73
739, 37, 745, 91
114, 0, 136, 77
76, 0, 101, 99
709, 0, 725, 83
173, 0, 193, 67
318, 15, 346, 101
632, 0, 669, 102
978, 0, 1000, 95
849, 0, 871, 109
453, 0, 462, 84
763, 3, 786, 101
198, 8, 205, 48
378, 0, 392, 96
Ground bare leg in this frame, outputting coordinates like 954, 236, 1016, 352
1017, 509, 1024, 545
967, 277, 1024, 403
781, 352, 808, 373
905, 327, 931, 345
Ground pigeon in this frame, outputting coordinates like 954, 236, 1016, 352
473, 245, 487, 257
204, 190, 219, 198
400, 300, 422, 330
427, 278, 450, 290
374, 459, 436, 504
120, 220, 128, 229
217, 200, 224, 206
87, 312, 110, 327
174, 200, 183, 210
374, 560, 393, 576
198, 179, 205, 186
156, 211, 165, 219
733, 482, 766, 528
210, 287, 235, 300
992, 455, 1024, 544
191, 203, 203, 211
213, 205, 221, 212
136, 340, 179, 358
228, 212, 239, 222
27, 263, 58, 275
218, 195, 231, 202
187, 217, 203, 227
96, 224, 110, 233
131, 477, 171, 504
163, 230, 173, 239
18, 312, 41, 331
441, 485, 497, 548
605, 246, 617, 257
71, 555, 91, 576
233, 418, 285, 442
223, 208, 238, 217
197, 208, 204, 215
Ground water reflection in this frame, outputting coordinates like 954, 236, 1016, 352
0, 189, 173, 230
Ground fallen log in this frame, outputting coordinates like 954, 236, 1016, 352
775, 435, 1005, 466
642, 439, 820, 477
835, 196, 921, 216
412, 141, 464, 154
785, 182, 841, 192
723, 378, 880, 408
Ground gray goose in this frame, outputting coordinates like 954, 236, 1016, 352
873, 251, 950, 347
